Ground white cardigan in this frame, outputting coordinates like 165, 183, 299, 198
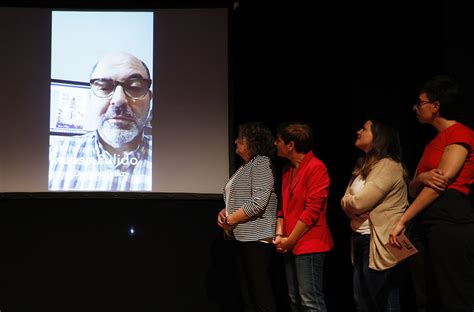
341, 158, 408, 270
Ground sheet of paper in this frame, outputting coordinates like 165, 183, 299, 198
385, 233, 418, 262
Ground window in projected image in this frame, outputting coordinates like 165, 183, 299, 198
48, 11, 153, 192
50, 82, 91, 135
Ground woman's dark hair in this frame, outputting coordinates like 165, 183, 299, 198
353, 120, 408, 180
276, 122, 313, 153
419, 74, 459, 119
238, 122, 275, 158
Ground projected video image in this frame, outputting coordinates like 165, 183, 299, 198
0, 8, 228, 194
48, 11, 154, 191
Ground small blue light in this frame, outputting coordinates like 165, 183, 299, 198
129, 227, 135, 236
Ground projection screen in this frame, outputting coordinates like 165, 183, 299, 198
0, 7, 229, 195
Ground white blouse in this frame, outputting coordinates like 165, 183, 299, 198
349, 175, 370, 235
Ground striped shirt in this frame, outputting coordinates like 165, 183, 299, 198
48, 131, 152, 191
224, 155, 277, 242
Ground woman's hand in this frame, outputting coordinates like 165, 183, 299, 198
217, 208, 226, 228
419, 169, 449, 193
273, 235, 284, 253
389, 221, 406, 248
274, 237, 295, 254
272, 235, 282, 246
217, 208, 234, 231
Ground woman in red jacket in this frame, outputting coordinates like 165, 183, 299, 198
274, 122, 333, 312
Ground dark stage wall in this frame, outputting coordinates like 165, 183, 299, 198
0, 199, 229, 311
0, 198, 357, 312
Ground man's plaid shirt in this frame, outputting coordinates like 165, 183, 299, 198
48, 131, 152, 191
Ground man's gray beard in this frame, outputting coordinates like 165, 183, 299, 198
100, 124, 140, 148
98, 117, 147, 149
96, 104, 149, 149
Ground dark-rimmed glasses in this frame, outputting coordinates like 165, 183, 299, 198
414, 100, 433, 108
90, 77, 152, 99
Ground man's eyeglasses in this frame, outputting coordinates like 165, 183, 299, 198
90, 77, 152, 99
415, 100, 433, 108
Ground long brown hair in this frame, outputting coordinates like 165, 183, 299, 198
353, 120, 408, 180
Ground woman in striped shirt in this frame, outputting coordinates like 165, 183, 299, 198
217, 122, 278, 312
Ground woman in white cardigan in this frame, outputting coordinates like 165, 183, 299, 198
341, 119, 408, 312
217, 122, 278, 312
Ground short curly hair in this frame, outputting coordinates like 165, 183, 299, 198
238, 122, 275, 158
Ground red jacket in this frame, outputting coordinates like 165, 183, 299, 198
278, 151, 334, 255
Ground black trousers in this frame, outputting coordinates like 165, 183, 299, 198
234, 241, 277, 312
416, 190, 474, 312
423, 222, 474, 312
407, 222, 427, 312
